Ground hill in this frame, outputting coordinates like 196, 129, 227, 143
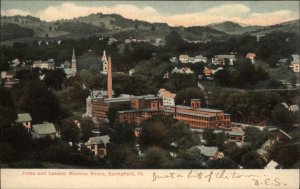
1, 13, 228, 45
207, 19, 299, 36
208, 21, 242, 34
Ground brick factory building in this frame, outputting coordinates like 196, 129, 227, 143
86, 54, 231, 129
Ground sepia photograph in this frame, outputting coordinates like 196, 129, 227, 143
0, 1, 299, 188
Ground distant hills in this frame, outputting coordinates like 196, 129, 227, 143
1, 13, 299, 45
207, 20, 300, 35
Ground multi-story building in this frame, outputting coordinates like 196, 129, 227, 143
172, 99, 231, 129
158, 88, 176, 106
32, 59, 55, 70
86, 55, 231, 129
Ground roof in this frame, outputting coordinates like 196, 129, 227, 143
179, 54, 189, 58
176, 110, 215, 118
265, 160, 279, 169
215, 55, 236, 59
246, 53, 256, 58
195, 55, 206, 59
197, 145, 218, 157
85, 135, 110, 146
32, 122, 56, 135
118, 108, 161, 114
16, 113, 32, 123
162, 91, 176, 99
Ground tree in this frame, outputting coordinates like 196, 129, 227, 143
241, 151, 265, 169
80, 118, 94, 141
271, 104, 293, 131
106, 143, 140, 168
0, 88, 17, 128
139, 116, 199, 152
18, 81, 67, 124
165, 30, 186, 48
274, 143, 300, 168
110, 123, 136, 145
214, 69, 232, 87
169, 73, 197, 92
206, 157, 239, 169
142, 147, 174, 168
60, 119, 81, 143
175, 87, 206, 106
44, 69, 66, 90
244, 127, 269, 149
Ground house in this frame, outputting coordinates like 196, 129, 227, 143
171, 67, 194, 74
158, 88, 176, 106
169, 57, 178, 63
195, 145, 219, 160
289, 54, 300, 72
194, 55, 208, 63
32, 122, 57, 139
1, 71, 15, 79
163, 72, 169, 79
32, 59, 55, 70
246, 53, 256, 64
289, 105, 299, 112
10, 59, 21, 68
1, 71, 19, 88
108, 37, 117, 45
179, 54, 190, 63
15, 113, 32, 132
212, 54, 236, 65
85, 135, 110, 158
124, 37, 137, 44
129, 69, 135, 76
264, 160, 281, 169
204, 67, 213, 76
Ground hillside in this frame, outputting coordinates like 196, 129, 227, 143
1, 14, 298, 45
248, 19, 300, 35
0, 13, 228, 44
208, 21, 242, 34
207, 19, 299, 35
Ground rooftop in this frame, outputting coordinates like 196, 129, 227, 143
85, 135, 110, 146
196, 145, 218, 157
176, 110, 215, 118
32, 122, 56, 135
15, 113, 32, 123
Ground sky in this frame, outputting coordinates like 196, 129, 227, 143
1, 1, 299, 26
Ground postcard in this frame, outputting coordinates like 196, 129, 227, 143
0, 1, 299, 189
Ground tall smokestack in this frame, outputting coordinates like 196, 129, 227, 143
107, 56, 113, 98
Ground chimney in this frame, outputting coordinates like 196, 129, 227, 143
107, 56, 113, 98
191, 99, 201, 109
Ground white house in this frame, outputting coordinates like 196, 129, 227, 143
32, 59, 55, 70
194, 55, 208, 63
212, 54, 236, 65
15, 113, 32, 132
171, 67, 194, 74
289, 54, 300, 73
32, 122, 57, 139
246, 53, 256, 64
179, 54, 190, 63
85, 135, 110, 158
169, 57, 178, 63
158, 88, 176, 106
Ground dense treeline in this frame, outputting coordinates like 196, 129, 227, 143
210, 89, 298, 131
1, 23, 34, 40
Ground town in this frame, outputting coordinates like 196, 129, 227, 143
0, 4, 300, 169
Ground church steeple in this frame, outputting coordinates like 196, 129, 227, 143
101, 50, 108, 75
71, 48, 77, 76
